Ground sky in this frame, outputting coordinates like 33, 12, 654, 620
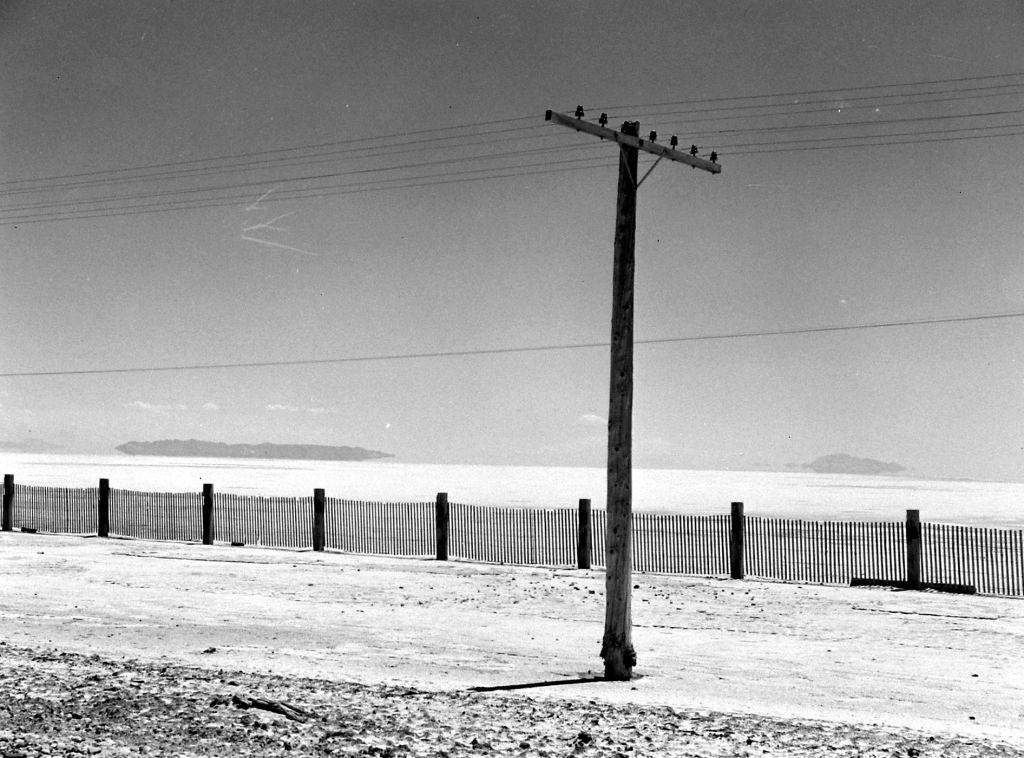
1, 1, 1023, 482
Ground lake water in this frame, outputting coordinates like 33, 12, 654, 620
3, 453, 1023, 529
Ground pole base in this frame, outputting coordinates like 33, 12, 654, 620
601, 637, 637, 681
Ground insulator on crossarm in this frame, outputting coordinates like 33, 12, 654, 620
709, 151, 718, 163
689, 145, 699, 156
670, 135, 678, 148
599, 113, 608, 127
575, 105, 585, 119
649, 131, 657, 142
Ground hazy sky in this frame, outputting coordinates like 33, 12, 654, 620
2, 1, 1023, 482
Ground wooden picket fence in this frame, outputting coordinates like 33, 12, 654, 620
326, 498, 433, 556
920, 521, 1024, 596
745, 517, 908, 585
2, 475, 1022, 597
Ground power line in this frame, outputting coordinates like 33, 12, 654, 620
2, 124, 1020, 226
3, 125, 1021, 226
9, 81, 1019, 199
628, 81, 1024, 122
4, 310, 1021, 379
0, 123, 559, 198
5, 70, 1024, 226
12, 91, 1017, 204
1, 139, 601, 216
5, 122, 1024, 227
638, 86, 1024, 135
725, 127, 1024, 156
0, 130, 572, 202
15, 103, 1024, 205
5, 106, 1023, 219
0, 156, 615, 225
0, 116, 540, 189
717, 121, 1024, 151
592, 70, 1024, 112
684, 106, 1024, 138
6, 70, 1022, 192
0, 141, 594, 214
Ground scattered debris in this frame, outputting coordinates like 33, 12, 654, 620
230, 693, 316, 722
0, 644, 1021, 757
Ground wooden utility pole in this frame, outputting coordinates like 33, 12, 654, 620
546, 108, 720, 680
603, 118, 640, 679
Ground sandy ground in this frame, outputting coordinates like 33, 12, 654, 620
1, 532, 1023, 753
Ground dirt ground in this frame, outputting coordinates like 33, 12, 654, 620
1, 532, 1022, 755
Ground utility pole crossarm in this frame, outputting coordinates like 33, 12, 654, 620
545, 110, 721, 174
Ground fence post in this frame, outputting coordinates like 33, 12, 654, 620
313, 488, 326, 552
577, 498, 592, 569
906, 509, 922, 590
729, 501, 745, 580
2, 474, 12, 532
202, 483, 214, 545
98, 478, 110, 538
435, 492, 449, 561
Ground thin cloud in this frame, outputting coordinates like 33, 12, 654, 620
242, 211, 294, 234
125, 400, 187, 412
265, 403, 336, 414
241, 234, 319, 257
243, 189, 318, 257
245, 186, 278, 212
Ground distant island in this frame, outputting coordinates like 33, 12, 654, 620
116, 439, 393, 462
796, 453, 906, 476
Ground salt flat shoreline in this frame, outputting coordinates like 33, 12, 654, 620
0, 532, 1022, 754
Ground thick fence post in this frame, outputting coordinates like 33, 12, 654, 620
435, 492, 449, 561
202, 483, 214, 545
577, 498, 592, 569
2, 474, 12, 532
906, 509, 922, 590
98, 478, 110, 538
313, 488, 326, 552
729, 501, 745, 580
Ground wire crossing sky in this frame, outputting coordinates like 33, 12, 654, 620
2, 0, 1023, 482
3, 310, 1022, 378
5, 71, 1024, 224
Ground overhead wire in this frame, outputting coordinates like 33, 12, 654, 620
6, 114, 1022, 226
3, 310, 1022, 379
3, 71, 1023, 226
0, 158, 617, 225
0, 115, 540, 190
0, 140, 598, 214
10, 80, 1018, 202
5, 70, 1023, 193
0, 122, 561, 198
669, 106, 1024, 138
4, 115, 1022, 225
3, 70, 1023, 379
591, 70, 1024, 112
4, 121, 1022, 225
725, 128, 1024, 156
620, 81, 1024, 122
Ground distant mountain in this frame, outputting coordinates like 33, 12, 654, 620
800, 453, 905, 476
116, 439, 393, 462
